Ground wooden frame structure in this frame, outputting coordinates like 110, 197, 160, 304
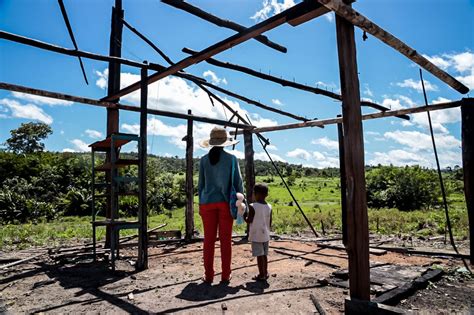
0, 0, 472, 310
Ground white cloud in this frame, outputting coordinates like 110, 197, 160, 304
311, 137, 338, 151
62, 148, 75, 153
369, 149, 429, 167
315, 81, 338, 91
255, 151, 286, 162
266, 144, 278, 151
396, 78, 438, 92
366, 131, 381, 137
382, 98, 406, 110
228, 149, 245, 159
422, 51, 473, 89
384, 130, 460, 152
11, 92, 72, 106
271, 99, 283, 106
287, 148, 311, 160
323, 12, 334, 22
85, 129, 103, 139
95, 68, 108, 89
363, 84, 373, 97
251, 0, 296, 22
0, 98, 53, 124
203, 70, 227, 85
69, 139, 89, 152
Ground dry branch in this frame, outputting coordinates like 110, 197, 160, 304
161, 0, 287, 53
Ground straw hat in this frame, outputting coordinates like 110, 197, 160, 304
200, 126, 239, 148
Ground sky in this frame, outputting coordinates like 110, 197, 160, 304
0, 0, 473, 168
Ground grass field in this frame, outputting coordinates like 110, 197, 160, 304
0, 175, 468, 250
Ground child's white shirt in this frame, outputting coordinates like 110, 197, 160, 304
249, 202, 272, 243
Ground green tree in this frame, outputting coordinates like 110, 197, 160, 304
6, 122, 52, 154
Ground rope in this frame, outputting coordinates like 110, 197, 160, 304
419, 69, 470, 271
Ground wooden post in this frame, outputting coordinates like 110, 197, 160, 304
335, 1, 370, 301
105, 0, 123, 248
337, 115, 348, 247
185, 110, 195, 240
137, 64, 148, 270
244, 130, 255, 202
461, 100, 474, 265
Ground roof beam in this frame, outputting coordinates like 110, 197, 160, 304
0, 82, 252, 129
234, 98, 472, 134
102, 0, 328, 102
182, 47, 408, 119
316, 0, 469, 94
161, 0, 287, 53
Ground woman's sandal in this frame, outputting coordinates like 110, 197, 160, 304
220, 274, 232, 284
201, 275, 213, 284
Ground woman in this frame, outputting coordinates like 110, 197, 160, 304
198, 126, 243, 284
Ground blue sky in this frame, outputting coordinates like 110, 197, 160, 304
0, 0, 473, 168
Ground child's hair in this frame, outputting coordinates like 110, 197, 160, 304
254, 183, 269, 195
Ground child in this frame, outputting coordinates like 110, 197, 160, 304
245, 183, 272, 281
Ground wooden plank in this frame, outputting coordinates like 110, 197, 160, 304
103, 1, 327, 101
317, 243, 386, 255
185, 110, 194, 240
373, 269, 443, 306
316, 0, 469, 94
373, 246, 470, 260
0, 82, 251, 129
244, 130, 256, 202
235, 99, 471, 134
337, 115, 348, 246
461, 102, 474, 265
274, 249, 340, 269
0, 252, 45, 270
310, 293, 327, 315
335, 2, 370, 300
161, 0, 287, 53
182, 47, 403, 117
137, 65, 148, 271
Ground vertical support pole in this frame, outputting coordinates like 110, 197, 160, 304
335, 1, 370, 301
244, 130, 256, 202
105, 0, 123, 248
185, 109, 195, 241
461, 100, 474, 265
137, 64, 148, 270
337, 115, 348, 247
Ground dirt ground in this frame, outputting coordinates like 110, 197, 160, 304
0, 239, 472, 314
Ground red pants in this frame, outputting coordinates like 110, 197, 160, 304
199, 202, 234, 282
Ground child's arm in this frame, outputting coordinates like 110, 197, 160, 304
245, 205, 255, 224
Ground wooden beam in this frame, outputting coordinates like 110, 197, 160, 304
337, 115, 348, 247
161, 0, 287, 53
335, 1, 370, 300
243, 130, 256, 202
105, 0, 124, 249
103, 1, 327, 102
184, 109, 195, 241
316, 0, 470, 94
182, 47, 403, 117
0, 82, 252, 129
461, 102, 474, 265
234, 99, 470, 134
137, 65, 149, 270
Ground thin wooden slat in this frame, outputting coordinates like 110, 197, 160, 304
244, 130, 256, 202
161, 0, 287, 53
335, 3, 370, 300
316, 0, 469, 94
102, 1, 327, 102
235, 99, 471, 134
0, 82, 252, 129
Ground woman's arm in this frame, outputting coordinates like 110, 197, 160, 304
198, 159, 205, 198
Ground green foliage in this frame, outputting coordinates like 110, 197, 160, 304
5, 122, 52, 154
366, 166, 441, 211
